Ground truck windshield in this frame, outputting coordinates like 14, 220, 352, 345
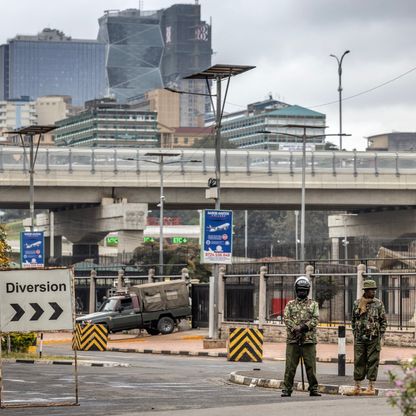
99, 298, 119, 312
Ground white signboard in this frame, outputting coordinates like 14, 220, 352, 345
0, 269, 73, 332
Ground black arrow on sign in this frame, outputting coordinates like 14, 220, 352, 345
11, 304, 25, 321
30, 303, 44, 321
49, 302, 63, 320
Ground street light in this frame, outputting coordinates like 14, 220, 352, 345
330, 50, 350, 150
145, 152, 180, 277
183, 64, 255, 340
277, 126, 350, 263
6, 126, 55, 232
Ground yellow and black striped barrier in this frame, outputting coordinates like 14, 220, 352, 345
72, 323, 108, 351
227, 327, 264, 362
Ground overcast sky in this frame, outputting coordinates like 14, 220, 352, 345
2, 0, 416, 150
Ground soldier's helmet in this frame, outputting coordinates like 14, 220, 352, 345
363, 279, 377, 290
294, 276, 311, 291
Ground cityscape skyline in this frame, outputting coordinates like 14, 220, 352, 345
1, 0, 415, 150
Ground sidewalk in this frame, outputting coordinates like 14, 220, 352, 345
42, 328, 415, 364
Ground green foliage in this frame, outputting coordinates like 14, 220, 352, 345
314, 276, 340, 308
1, 333, 37, 353
132, 241, 211, 282
0, 224, 11, 268
387, 356, 416, 416
190, 136, 238, 149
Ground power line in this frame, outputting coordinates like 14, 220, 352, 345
310, 65, 416, 109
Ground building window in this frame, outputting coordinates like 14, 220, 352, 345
174, 137, 178, 144
184, 137, 189, 144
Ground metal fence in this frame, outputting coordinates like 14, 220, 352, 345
2, 146, 416, 176
223, 262, 416, 330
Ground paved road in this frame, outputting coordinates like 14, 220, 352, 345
0, 351, 398, 416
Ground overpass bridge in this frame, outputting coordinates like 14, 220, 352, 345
2, 146, 416, 259
1, 146, 416, 210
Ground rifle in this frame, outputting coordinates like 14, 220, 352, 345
298, 332, 306, 391
294, 322, 308, 391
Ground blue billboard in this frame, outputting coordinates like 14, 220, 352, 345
201, 210, 233, 264
20, 232, 45, 269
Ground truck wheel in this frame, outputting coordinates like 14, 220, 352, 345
157, 317, 175, 335
146, 328, 160, 336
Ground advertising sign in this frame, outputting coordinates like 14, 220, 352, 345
0, 269, 73, 332
20, 231, 44, 268
201, 210, 233, 264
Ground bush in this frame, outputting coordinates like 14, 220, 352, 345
387, 356, 416, 416
1, 333, 37, 353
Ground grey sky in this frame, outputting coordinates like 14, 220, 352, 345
2, 0, 416, 149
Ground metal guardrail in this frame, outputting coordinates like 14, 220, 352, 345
1, 146, 415, 176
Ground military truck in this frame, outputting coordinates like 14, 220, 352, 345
76, 280, 191, 335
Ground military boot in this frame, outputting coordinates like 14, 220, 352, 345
281, 390, 292, 397
352, 380, 361, 395
363, 380, 376, 395
309, 389, 322, 397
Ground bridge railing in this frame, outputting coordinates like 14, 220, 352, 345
1, 146, 416, 176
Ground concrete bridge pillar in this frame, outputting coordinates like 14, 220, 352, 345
331, 238, 340, 261
117, 230, 144, 253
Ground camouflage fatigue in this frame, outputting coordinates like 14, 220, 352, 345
351, 297, 387, 381
282, 298, 319, 393
284, 298, 319, 344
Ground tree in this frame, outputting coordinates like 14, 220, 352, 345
131, 241, 211, 282
0, 224, 11, 268
314, 276, 340, 308
190, 135, 238, 149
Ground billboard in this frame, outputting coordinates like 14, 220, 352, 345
201, 210, 233, 264
20, 231, 44, 269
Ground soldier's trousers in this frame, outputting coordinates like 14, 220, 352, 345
353, 339, 381, 381
283, 343, 318, 392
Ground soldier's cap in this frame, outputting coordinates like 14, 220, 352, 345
294, 276, 310, 289
363, 279, 377, 290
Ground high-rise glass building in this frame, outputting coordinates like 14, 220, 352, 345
0, 28, 106, 106
98, 4, 212, 126
98, 9, 164, 103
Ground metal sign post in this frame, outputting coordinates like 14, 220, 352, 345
0, 268, 78, 409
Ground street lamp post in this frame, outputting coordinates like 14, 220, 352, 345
144, 152, 180, 277
294, 210, 299, 260
183, 65, 255, 340
6, 126, 55, 232
330, 50, 350, 150
278, 126, 350, 263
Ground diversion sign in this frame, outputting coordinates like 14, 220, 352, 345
201, 209, 233, 264
0, 269, 73, 332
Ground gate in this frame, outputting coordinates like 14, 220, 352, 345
225, 284, 254, 321
191, 284, 209, 328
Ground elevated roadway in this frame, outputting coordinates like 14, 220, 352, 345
1, 147, 415, 211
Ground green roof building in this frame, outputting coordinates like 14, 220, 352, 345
221, 98, 326, 150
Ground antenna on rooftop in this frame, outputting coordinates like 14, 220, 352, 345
139, 0, 144, 10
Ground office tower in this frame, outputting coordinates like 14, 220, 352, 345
54, 98, 159, 148
98, 4, 212, 126
0, 28, 106, 106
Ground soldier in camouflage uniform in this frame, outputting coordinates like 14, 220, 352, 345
351, 279, 387, 395
281, 276, 321, 397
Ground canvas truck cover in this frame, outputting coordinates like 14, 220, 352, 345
130, 280, 189, 312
